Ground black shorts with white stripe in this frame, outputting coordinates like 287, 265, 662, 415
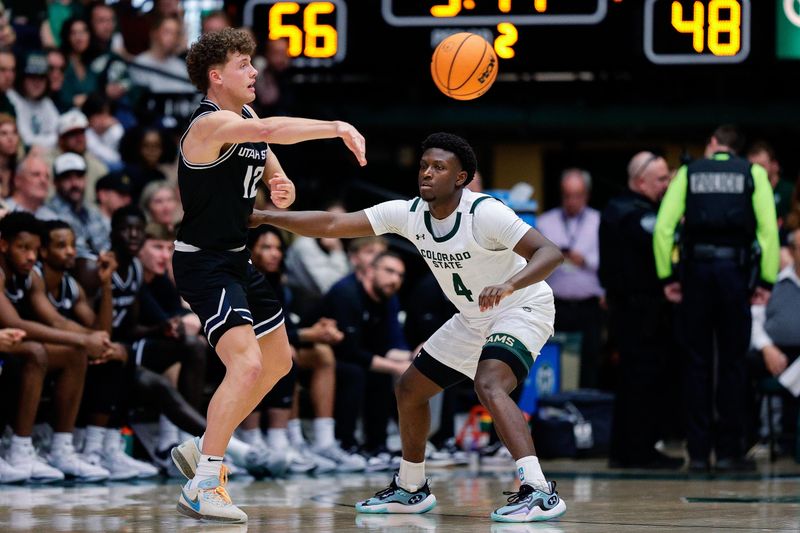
173, 248, 284, 347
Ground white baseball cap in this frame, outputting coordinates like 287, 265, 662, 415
57, 110, 89, 136
53, 152, 87, 178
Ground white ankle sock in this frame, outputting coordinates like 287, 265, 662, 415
10, 434, 32, 453
226, 437, 249, 465
240, 428, 266, 448
53, 432, 74, 451
398, 459, 426, 492
267, 428, 289, 449
287, 419, 305, 446
516, 455, 548, 491
191, 454, 223, 489
313, 418, 335, 449
158, 415, 180, 451
103, 427, 122, 449
82, 425, 106, 455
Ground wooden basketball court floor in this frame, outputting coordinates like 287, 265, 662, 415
1, 457, 799, 532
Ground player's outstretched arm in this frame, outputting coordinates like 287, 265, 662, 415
478, 228, 564, 312
249, 209, 375, 239
191, 112, 366, 166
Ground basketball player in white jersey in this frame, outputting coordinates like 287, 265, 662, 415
250, 132, 567, 522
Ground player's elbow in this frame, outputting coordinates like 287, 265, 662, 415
552, 245, 564, 265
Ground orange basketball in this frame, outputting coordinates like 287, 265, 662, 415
431, 32, 498, 101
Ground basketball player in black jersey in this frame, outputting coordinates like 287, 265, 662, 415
0, 212, 113, 482
36, 219, 160, 480
168, 28, 366, 523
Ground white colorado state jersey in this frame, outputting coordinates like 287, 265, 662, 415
365, 189, 553, 321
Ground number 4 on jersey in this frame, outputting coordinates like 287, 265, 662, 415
452, 273, 473, 302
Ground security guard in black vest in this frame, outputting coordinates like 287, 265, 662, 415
654, 125, 780, 473
601, 151, 683, 469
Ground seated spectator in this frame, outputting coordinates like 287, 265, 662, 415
245, 225, 365, 473
5, 154, 60, 220
35, 219, 158, 480
81, 93, 124, 170
0, 112, 21, 196
44, 48, 69, 113
253, 37, 295, 118
86, 1, 130, 61
200, 10, 231, 35
46, 152, 111, 258
0, 212, 110, 482
347, 236, 388, 282
318, 251, 412, 458
748, 229, 800, 455
58, 17, 98, 111
0, 47, 14, 117
86, 2, 138, 129
130, 15, 194, 95
0, 4, 13, 49
536, 168, 604, 388
139, 180, 180, 231
122, 127, 170, 201
39, 0, 83, 49
95, 170, 132, 223
285, 202, 350, 321
6, 52, 60, 150
47, 109, 109, 204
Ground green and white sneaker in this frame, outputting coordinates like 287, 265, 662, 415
171, 436, 202, 479
356, 474, 437, 514
490, 481, 566, 523
177, 465, 247, 523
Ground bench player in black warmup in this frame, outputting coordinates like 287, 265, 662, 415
168, 28, 366, 523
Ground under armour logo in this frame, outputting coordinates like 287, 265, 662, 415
416, 234, 426, 240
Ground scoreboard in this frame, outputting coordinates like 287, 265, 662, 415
236, 0, 791, 69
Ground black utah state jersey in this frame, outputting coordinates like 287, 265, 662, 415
3, 270, 34, 319
33, 263, 80, 320
112, 258, 143, 340
177, 98, 269, 250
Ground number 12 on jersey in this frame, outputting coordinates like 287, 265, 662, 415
452, 273, 473, 302
243, 165, 264, 198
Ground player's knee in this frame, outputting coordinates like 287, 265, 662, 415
234, 352, 264, 387
395, 372, 420, 405
274, 348, 293, 378
313, 344, 335, 368
474, 374, 505, 405
21, 342, 49, 374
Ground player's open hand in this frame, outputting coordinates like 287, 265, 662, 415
335, 121, 367, 166
269, 174, 296, 209
479, 282, 515, 312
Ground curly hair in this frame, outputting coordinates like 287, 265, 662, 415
186, 27, 255, 94
421, 132, 477, 186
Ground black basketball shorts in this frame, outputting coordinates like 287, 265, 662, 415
173, 248, 284, 347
